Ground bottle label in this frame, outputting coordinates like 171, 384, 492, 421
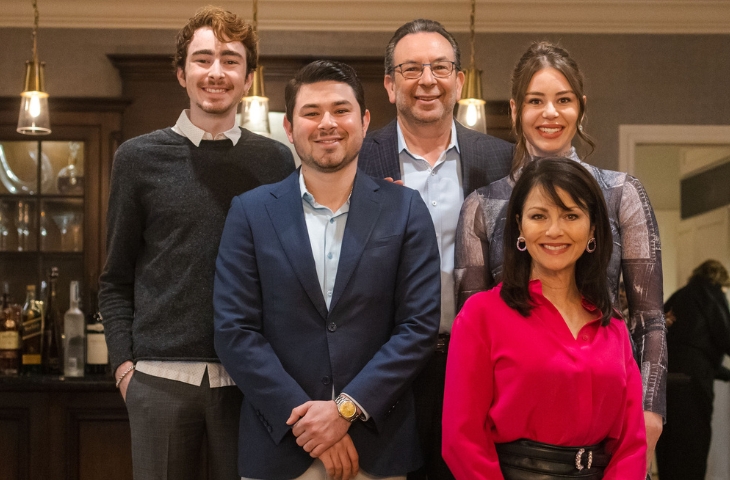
22, 317, 42, 340
22, 353, 41, 365
87, 334, 109, 364
0, 331, 21, 349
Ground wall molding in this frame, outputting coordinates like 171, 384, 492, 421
618, 124, 730, 176
2, 0, 730, 34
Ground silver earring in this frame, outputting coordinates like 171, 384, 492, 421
517, 236, 527, 252
586, 238, 596, 253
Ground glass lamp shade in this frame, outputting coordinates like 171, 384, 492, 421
240, 66, 271, 135
18, 92, 51, 135
17, 60, 51, 135
456, 67, 487, 134
456, 98, 487, 134
240, 95, 270, 135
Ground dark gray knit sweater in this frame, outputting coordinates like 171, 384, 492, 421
99, 127, 295, 372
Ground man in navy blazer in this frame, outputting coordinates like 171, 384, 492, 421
214, 60, 440, 480
358, 19, 514, 480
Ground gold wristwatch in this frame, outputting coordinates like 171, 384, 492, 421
335, 394, 360, 422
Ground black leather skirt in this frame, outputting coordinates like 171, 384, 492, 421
495, 439, 610, 480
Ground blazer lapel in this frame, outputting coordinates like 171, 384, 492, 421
266, 172, 329, 319
456, 123, 479, 196
328, 172, 381, 313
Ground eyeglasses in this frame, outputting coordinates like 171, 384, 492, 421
393, 61, 457, 80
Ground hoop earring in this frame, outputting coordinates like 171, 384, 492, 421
586, 238, 596, 253
517, 236, 527, 252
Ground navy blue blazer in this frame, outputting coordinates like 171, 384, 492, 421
359, 119, 514, 197
213, 169, 441, 479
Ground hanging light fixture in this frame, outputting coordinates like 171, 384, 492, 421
455, 0, 487, 134
240, 0, 271, 135
18, 0, 51, 135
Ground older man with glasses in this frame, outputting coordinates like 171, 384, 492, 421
358, 18, 514, 480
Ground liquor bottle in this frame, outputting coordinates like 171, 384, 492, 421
21, 285, 44, 374
63, 281, 85, 377
85, 291, 108, 375
42, 268, 62, 375
0, 283, 22, 376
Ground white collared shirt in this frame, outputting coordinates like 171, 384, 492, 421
397, 120, 464, 334
171, 109, 242, 146
135, 109, 239, 388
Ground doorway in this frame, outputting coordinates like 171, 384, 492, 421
620, 125, 730, 480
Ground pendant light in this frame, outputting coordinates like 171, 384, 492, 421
455, 0, 487, 134
18, 0, 51, 135
240, 0, 271, 135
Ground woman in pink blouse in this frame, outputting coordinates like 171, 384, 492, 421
443, 158, 646, 479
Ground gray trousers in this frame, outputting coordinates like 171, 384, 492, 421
126, 370, 243, 480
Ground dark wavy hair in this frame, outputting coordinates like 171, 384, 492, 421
510, 41, 595, 177
284, 60, 366, 124
174, 6, 258, 76
500, 158, 615, 326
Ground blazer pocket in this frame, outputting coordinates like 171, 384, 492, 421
364, 234, 402, 250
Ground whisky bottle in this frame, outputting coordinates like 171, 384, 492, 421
63, 281, 85, 377
42, 268, 62, 375
21, 285, 44, 375
0, 283, 22, 376
85, 291, 108, 375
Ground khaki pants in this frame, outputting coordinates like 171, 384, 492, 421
242, 459, 407, 480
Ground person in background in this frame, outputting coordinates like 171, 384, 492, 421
359, 19, 513, 479
214, 60, 440, 480
444, 158, 646, 479
98, 6, 295, 479
454, 41, 666, 477
656, 260, 730, 480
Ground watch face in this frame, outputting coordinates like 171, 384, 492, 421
339, 400, 357, 419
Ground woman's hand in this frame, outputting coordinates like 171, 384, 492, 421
644, 411, 663, 473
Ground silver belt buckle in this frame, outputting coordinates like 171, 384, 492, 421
575, 448, 593, 471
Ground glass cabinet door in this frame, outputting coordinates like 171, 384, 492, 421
0, 140, 85, 309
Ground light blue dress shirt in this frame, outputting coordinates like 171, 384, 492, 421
397, 121, 463, 333
299, 172, 350, 310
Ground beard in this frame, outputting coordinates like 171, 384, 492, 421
298, 148, 359, 174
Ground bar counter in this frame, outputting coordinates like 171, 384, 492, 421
0, 373, 133, 480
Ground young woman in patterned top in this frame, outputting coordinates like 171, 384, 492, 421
454, 41, 666, 478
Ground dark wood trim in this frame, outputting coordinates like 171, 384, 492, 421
107, 53, 387, 81
0, 408, 30, 480
66, 407, 130, 480
0, 97, 132, 114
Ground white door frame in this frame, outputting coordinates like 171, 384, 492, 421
618, 124, 730, 175
619, 124, 730, 480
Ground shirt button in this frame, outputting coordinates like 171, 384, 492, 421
327, 290, 332, 297
582, 334, 589, 341
327, 252, 333, 259
431, 171, 436, 176
328, 322, 337, 332
322, 376, 331, 385
329, 218, 335, 224
431, 201, 437, 206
